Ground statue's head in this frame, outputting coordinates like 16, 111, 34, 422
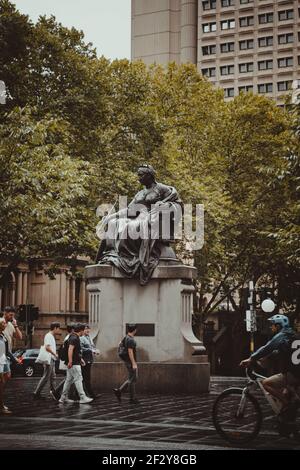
137, 164, 156, 185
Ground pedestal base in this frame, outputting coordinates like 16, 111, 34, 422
92, 360, 210, 394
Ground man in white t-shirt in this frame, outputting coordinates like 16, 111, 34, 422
0, 306, 23, 354
33, 322, 60, 400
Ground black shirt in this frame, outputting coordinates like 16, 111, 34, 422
67, 333, 82, 365
125, 335, 137, 361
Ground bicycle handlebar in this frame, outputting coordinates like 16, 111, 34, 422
245, 363, 266, 381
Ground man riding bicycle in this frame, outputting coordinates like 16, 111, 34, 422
240, 314, 300, 418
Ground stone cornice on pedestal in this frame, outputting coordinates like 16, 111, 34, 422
85, 263, 197, 281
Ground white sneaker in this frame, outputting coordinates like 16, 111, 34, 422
79, 396, 93, 404
59, 397, 76, 404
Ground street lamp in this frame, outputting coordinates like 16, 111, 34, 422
261, 298, 276, 313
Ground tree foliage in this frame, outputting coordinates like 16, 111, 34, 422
0, 1, 298, 317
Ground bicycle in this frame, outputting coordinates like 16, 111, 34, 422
212, 366, 299, 445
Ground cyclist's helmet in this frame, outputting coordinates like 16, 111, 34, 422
267, 314, 289, 328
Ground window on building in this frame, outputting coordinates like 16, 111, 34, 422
239, 39, 254, 50
220, 42, 235, 53
259, 13, 273, 24
278, 57, 293, 68
239, 62, 254, 73
203, 22, 217, 33
202, 0, 217, 10
278, 9, 294, 21
277, 81, 293, 91
220, 65, 235, 75
224, 88, 235, 98
258, 59, 273, 70
239, 16, 254, 27
258, 83, 273, 94
238, 85, 253, 93
240, 0, 253, 3
258, 36, 273, 47
202, 44, 216, 55
201, 67, 216, 77
221, 19, 235, 30
278, 33, 294, 44
221, 0, 235, 6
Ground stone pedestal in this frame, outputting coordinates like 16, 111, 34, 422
85, 263, 210, 394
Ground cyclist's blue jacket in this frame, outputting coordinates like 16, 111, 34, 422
251, 327, 295, 361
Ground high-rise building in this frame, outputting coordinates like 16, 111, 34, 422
131, 0, 300, 102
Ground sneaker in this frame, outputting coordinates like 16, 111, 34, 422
79, 396, 93, 404
113, 388, 122, 403
33, 393, 45, 400
59, 397, 76, 404
50, 390, 59, 402
0, 407, 12, 415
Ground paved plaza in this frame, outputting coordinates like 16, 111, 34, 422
0, 376, 299, 450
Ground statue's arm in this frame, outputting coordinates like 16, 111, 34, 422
157, 184, 180, 204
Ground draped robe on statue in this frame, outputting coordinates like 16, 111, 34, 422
96, 183, 182, 285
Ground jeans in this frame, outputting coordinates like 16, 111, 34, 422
34, 359, 56, 395
82, 363, 95, 398
119, 362, 137, 399
60, 365, 86, 400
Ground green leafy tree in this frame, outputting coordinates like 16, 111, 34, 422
0, 107, 95, 286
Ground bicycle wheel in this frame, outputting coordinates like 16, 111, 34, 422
212, 387, 262, 444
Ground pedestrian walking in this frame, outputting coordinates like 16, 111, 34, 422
59, 323, 93, 405
80, 324, 98, 398
50, 323, 75, 401
33, 322, 60, 400
0, 318, 14, 414
0, 308, 22, 414
113, 324, 139, 404
0, 306, 22, 362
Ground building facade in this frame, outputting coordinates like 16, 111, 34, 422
0, 259, 88, 348
131, 0, 300, 102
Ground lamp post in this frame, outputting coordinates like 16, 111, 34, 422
245, 283, 276, 353
245, 281, 257, 353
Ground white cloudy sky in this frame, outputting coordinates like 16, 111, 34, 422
12, 0, 131, 59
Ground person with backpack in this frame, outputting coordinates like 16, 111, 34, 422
59, 323, 93, 405
240, 314, 300, 415
113, 324, 139, 405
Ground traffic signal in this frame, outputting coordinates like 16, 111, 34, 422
240, 287, 256, 310
17, 304, 27, 322
30, 306, 39, 321
17, 304, 39, 322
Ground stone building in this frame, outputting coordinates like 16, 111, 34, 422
131, 0, 300, 103
0, 259, 89, 348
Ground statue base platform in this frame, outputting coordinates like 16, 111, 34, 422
91, 360, 210, 394
85, 262, 210, 394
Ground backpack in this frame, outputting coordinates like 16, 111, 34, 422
117, 336, 128, 361
58, 337, 70, 363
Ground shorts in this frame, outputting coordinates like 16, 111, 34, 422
264, 372, 300, 389
0, 362, 10, 375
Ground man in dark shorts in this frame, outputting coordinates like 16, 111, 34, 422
113, 324, 139, 404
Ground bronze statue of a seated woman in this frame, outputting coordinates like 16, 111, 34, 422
96, 164, 182, 285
